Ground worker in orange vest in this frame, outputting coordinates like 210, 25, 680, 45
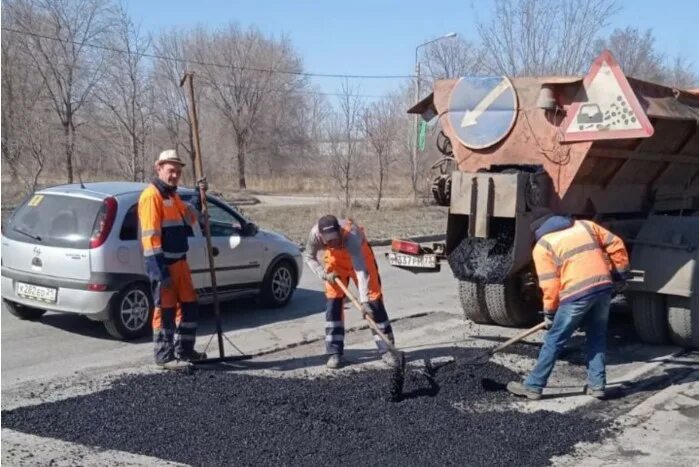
139, 150, 207, 369
304, 215, 397, 369
508, 209, 630, 399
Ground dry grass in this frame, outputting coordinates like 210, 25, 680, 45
213, 176, 417, 198
239, 202, 448, 245
1, 173, 446, 242
236, 176, 334, 194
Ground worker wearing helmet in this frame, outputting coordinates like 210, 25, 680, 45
139, 149, 207, 369
508, 208, 630, 400
304, 215, 397, 369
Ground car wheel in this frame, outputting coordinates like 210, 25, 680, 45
261, 260, 296, 307
104, 283, 153, 340
3, 299, 46, 320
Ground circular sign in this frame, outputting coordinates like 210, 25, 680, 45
447, 76, 518, 149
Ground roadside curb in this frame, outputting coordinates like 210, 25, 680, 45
369, 233, 445, 247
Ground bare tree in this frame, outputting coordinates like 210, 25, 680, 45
477, 0, 618, 76
0, 63, 52, 194
96, 2, 152, 181
592, 27, 664, 82
272, 89, 331, 188
396, 82, 424, 200
249, 84, 313, 179
152, 30, 198, 180
665, 55, 698, 89
2, 5, 54, 194
6, 0, 113, 183
299, 89, 330, 172
420, 38, 484, 85
594, 28, 698, 88
17, 112, 52, 193
362, 95, 400, 210
328, 81, 364, 208
2, 19, 28, 181
193, 25, 306, 189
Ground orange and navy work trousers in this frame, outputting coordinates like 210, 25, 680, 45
323, 248, 393, 355
151, 259, 199, 363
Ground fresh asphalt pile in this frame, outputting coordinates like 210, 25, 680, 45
2, 347, 612, 466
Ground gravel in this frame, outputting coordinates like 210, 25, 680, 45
2, 346, 612, 467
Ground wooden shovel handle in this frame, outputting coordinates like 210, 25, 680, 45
490, 321, 547, 355
333, 278, 400, 354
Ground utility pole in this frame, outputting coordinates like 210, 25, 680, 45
412, 58, 421, 201
413, 33, 458, 201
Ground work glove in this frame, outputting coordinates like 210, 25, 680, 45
197, 177, 209, 192
323, 271, 338, 284
361, 302, 376, 321
543, 312, 555, 330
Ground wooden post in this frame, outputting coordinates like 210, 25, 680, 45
180, 72, 225, 358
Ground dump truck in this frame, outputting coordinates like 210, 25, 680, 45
395, 50, 699, 349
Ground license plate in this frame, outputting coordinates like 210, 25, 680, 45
387, 252, 438, 269
16, 282, 57, 303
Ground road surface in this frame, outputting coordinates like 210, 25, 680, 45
2, 247, 698, 466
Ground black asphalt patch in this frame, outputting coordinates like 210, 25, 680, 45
2, 347, 612, 466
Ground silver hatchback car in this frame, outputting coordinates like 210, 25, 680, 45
1, 182, 303, 340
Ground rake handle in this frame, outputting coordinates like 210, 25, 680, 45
490, 321, 547, 355
333, 278, 400, 354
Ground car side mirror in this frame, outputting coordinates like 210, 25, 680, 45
242, 222, 258, 237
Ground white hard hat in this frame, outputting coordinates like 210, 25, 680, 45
156, 149, 185, 167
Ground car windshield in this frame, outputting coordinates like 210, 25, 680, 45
4, 193, 103, 249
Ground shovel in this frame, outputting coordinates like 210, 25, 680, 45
464, 321, 547, 365
333, 278, 406, 401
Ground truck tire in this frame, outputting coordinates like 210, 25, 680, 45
666, 295, 699, 349
3, 299, 46, 320
484, 279, 538, 327
630, 292, 668, 344
458, 281, 493, 324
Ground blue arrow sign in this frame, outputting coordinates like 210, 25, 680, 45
447, 76, 518, 149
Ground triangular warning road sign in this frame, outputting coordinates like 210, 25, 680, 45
562, 50, 654, 142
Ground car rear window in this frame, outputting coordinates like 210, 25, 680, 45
120, 205, 138, 240
5, 193, 103, 249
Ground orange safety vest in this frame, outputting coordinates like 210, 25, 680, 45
533, 219, 629, 313
323, 220, 383, 301
138, 182, 197, 280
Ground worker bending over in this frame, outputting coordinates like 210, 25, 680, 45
508, 209, 630, 399
304, 215, 397, 369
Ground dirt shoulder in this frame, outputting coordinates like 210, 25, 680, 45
239, 203, 448, 245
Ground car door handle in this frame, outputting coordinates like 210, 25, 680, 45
212, 247, 219, 257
